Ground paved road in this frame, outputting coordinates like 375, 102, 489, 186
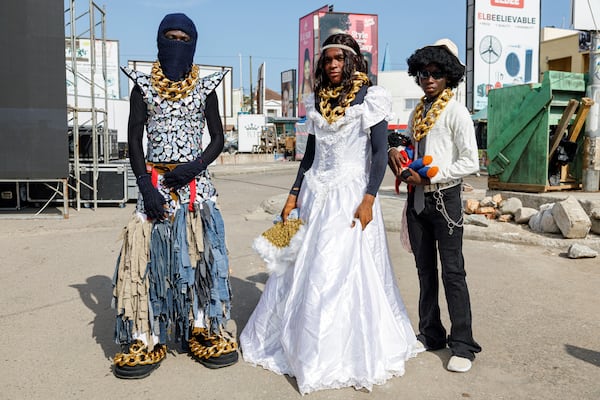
0, 167, 598, 399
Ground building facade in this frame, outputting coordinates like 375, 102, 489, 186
540, 27, 591, 76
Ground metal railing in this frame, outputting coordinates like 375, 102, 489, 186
65, 0, 108, 210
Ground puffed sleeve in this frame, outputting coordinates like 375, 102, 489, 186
303, 93, 316, 134
361, 86, 393, 131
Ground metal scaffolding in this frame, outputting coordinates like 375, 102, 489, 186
65, 0, 108, 210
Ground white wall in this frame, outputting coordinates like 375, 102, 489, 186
264, 99, 281, 118
66, 95, 129, 142
541, 27, 578, 41
378, 70, 467, 127
378, 71, 423, 127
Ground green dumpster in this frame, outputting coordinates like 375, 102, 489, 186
486, 71, 589, 192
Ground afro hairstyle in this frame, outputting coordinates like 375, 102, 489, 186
406, 45, 465, 89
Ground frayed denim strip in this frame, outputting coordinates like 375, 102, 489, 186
172, 208, 196, 342
199, 201, 232, 331
148, 221, 172, 343
113, 249, 135, 345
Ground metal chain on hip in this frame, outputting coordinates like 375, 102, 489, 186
433, 189, 463, 235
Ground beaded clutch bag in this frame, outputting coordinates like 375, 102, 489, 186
253, 209, 305, 275
260, 219, 304, 249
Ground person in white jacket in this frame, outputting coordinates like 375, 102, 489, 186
388, 38, 482, 373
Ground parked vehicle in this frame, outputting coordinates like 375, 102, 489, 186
222, 137, 238, 154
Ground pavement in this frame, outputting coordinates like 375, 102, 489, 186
210, 160, 600, 253
1, 159, 599, 400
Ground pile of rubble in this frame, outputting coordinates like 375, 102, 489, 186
463, 193, 600, 259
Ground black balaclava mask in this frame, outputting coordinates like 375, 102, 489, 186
157, 13, 197, 81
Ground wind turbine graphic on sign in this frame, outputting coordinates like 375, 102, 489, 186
479, 35, 502, 64
479, 34, 503, 99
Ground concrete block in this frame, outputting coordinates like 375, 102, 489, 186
492, 193, 503, 205
540, 210, 561, 233
529, 204, 560, 233
498, 214, 513, 222
591, 207, 600, 235
567, 244, 598, 259
465, 214, 490, 227
476, 206, 496, 215
499, 197, 522, 215
552, 196, 591, 239
514, 207, 538, 224
465, 199, 479, 214
591, 220, 600, 235
480, 196, 496, 207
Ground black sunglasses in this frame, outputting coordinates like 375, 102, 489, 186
418, 70, 445, 80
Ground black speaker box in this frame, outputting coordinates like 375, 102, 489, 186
78, 164, 127, 203
27, 164, 127, 205
0, 183, 20, 210
68, 128, 119, 161
0, 1, 69, 180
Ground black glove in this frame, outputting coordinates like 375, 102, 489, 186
162, 158, 206, 191
137, 174, 167, 220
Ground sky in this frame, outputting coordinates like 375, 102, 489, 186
75, 0, 574, 97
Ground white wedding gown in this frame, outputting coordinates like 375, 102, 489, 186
240, 87, 418, 394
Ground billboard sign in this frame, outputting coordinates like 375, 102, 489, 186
472, 0, 540, 111
572, 0, 600, 31
319, 13, 379, 85
281, 69, 297, 117
65, 38, 120, 99
298, 7, 329, 117
256, 63, 266, 115
297, 7, 379, 116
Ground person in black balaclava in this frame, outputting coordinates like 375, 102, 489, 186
156, 13, 197, 81
111, 13, 238, 379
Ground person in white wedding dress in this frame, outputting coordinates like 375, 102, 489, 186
240, 33, 420, 395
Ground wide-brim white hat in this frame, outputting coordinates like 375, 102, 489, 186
429, 38, 465, 67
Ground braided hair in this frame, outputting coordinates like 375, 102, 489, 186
313, 33, 371, 108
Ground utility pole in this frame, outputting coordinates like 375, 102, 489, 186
239, 53, 243, 110
249, 55, 254, 114
583, 31, 600, 191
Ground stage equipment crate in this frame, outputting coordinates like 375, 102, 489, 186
27, 163, 128, 206
0, 182, 21, 210
77, 164, 127, 206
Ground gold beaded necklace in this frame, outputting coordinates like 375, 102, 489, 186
151, 61, 200, 101
412, 88, 454, 141
318, 72, 369, 124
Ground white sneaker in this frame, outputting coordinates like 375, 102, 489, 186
415, 340, 427, 353
447, 356, 472, 372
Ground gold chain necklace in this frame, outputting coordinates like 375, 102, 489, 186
412, 88, 454, 141
151, 61, 199, 101
318, 72, 369, 124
